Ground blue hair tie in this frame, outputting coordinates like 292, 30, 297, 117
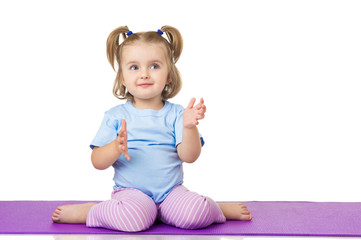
157, 29, 163, 35
126, 31, 133, 36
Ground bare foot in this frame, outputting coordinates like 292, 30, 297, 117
52, 202, 97, 224
217, 202, 253, 221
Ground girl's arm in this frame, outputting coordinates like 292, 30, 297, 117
177, 98, 206, 163
91, 119, 130, 170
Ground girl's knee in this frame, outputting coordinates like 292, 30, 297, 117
184, 196, 225, 229
117, 199, 157, 232
87, 190, 157, 232
163, 194, 225, 230
179, 196, 215, 229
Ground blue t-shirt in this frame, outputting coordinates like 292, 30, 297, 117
90, 101, 203, 203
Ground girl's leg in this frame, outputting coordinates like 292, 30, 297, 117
158, 185, 226, 229
86, 188, 157, 232
52, 202, 97, 224
217, 202, 253, 221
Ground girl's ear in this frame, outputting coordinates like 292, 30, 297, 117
166, 76, 171, 84
121, 76, 126, 86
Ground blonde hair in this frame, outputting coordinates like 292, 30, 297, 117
106, 25, 183, 101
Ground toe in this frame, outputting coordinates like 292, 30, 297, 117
242, 210, 251, 215
52, 215, 59, 222
240, 214, 253, 221
52, 207, 62, 223
239, 203, 248, 209
57, 206, 65, 211
53, 210, 61, 218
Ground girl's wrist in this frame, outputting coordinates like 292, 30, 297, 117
111, 140, 122, 155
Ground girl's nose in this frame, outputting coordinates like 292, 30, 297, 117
140, 69, 149, 79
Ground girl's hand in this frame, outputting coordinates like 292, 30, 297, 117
183, 98, 207, 129
116, 119, 130, 161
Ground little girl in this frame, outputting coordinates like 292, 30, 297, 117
52, 25, 252, 232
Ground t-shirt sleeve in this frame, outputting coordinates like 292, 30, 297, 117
174, 105, 205, 147
90, 112, 120, 149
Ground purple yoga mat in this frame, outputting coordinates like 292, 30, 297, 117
1, 201, 361, 236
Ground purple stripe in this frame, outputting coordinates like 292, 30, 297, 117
196, 198, 210, 228
86, 205, 93, 226
128, 199, 147, 230
184, 196, 204, 228
117, 201, 129, 231
168, 192, 191, 224
128, 192, 157, 230
89, 188, 158, 232
87, 186, 224, 231
175, 193, 200, 227
158, 185, 225, 229
123, 201, 137, 231
160, 186, 186, 223
100, 202, 110, 229
91, 203, 100, 227
106, 201, 117, 230
109, 201, 123, 230
123, 202, 138, 231
100, 202, 108, 228
166, 187, 192, 223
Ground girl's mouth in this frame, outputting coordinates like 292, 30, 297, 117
138, 83, 153, 88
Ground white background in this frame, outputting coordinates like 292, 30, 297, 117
0, 0, 360, 202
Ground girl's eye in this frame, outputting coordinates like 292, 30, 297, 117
130, 66, 138, 70
150, 64, 159, 70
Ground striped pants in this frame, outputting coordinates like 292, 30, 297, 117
86, 185, 226, 232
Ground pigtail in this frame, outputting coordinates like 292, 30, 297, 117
160, 25, 183, 63
106, 26, 130, 71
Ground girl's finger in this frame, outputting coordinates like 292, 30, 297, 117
121, 119, 127, 131
196, 114, 205, 120
187, 98, 196, 109
195, 99, 205, 110
124, 151, 131, 161
202, 105, 207, 113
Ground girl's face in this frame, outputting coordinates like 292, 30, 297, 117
121, 41, 169, 106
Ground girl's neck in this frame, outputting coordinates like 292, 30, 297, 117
132, 97, 165, 110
